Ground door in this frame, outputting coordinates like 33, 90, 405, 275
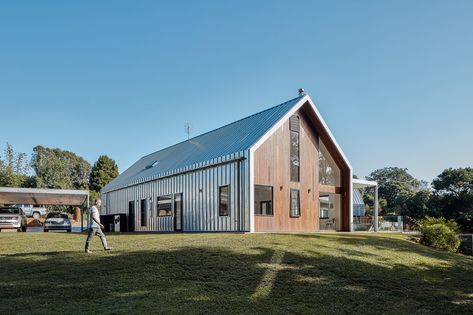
174, 194, 182, 231
128, 201, 135, 232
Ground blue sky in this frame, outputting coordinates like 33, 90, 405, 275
1, 0, 472, 183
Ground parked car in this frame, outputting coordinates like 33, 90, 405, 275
0, 207, 27, 232
44, 212, 72, 232
13, 204, 47, 219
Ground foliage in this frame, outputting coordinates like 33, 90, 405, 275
419, 216, 461, 252
0, 143, 31, 187
431, 168, 473, 232
366, 167, 423, 215
31, 146, 91, 189
89, 155, 119, 192
404, 189, 438, 219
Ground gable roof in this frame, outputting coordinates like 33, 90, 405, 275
102, 95, 304, 193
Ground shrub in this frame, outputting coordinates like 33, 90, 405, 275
419, 216, 461, 252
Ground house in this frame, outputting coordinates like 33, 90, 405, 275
101, 92, 356, 232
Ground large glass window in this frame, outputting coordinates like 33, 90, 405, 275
290, 189, 300, 217
319, 140, 341, 186
140, 199, 147, 226
290, 115, 300, 182
219, 185, 230, 216
157, 195, 172, 216
254, 185, 273, 216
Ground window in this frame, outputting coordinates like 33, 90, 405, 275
254, 185, 273, 216
290, 189, 300, 217
319, 140, 341, 186
157, 195, 172, 216
219, 185, 230, 216
290, 115, 300, 182
140, 199, 147, 226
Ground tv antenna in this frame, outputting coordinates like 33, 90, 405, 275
184, 122, 192, 140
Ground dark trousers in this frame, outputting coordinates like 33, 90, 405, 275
85, 228, 109, 250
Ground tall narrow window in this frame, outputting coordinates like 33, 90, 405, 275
157, 195, 172, 216
290, 115, 300, 182
290, 189, 300, 217
140, 199, 147, 226
254, 185, 273, 216
219, 185, 230, 216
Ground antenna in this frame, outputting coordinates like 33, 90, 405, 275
184, 122, 192, 140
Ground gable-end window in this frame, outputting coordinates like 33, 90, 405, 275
219, 185, 230, 216
140, 199, 148, 226
290, 189, 300, 217
157, 195, 172, 217
290, 115, 300, 182
255, 185, 273, 216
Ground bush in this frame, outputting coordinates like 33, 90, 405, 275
419, 217, 461, 252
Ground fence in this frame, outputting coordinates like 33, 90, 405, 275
353, 215, 404, 232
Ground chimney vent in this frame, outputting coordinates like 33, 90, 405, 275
298, 88, 305, 96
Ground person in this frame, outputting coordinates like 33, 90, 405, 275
84, 199, 112, 253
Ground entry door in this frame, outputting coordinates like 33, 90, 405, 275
174, 194, 182, 231
128, 201, 135, 232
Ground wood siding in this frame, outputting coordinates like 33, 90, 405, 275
254, 109, 320, 232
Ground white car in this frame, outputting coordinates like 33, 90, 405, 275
13, 204, 47, 219
44, 212, 72, 232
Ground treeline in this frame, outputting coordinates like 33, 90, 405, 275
0, 143, 118, 202
363, 167, 473, 232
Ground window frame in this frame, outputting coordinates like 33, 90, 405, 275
140, 199, 148, 226
289, 115, 300, 182
219, 185, 230, 216
254, 185, 274, 216
157, 194, 173, 217
289, 189, 301, 218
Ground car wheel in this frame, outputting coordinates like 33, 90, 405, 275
67, 229, 71, 233
22, 226, 27, 232
44, 229, 48, 232
32, 212, 40, 220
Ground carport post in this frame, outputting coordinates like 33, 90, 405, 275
374, 185, 379, 232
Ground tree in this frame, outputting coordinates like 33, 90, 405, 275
366, 167, 423, 215
31, 146, 91, 189
89, 155, 119, 192
0, 143, 31, 187
431, 168, 473, 231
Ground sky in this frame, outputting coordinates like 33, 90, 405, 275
0, 0, 472, 183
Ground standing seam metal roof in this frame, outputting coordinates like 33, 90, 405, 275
102, 95, 304, 192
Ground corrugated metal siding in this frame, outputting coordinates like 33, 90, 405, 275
105, 151, 250, 232
102, 96, 303, 193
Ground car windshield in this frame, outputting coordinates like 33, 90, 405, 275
0, 208, 20, 214
47, 213, 68, 219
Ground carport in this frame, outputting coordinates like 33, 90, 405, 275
0, 187, 89, 231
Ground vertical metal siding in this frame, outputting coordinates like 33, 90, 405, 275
105, 151, 250, 232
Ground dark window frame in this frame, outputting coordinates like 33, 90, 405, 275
290, 189, 301, 218
157, 194, 173, 217
254, 185, 274, 216
140, 199, 148, 226
219, 185, 230, 216
290, 115, 300, 182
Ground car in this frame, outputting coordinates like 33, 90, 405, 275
13, 204, 47, 219
44, 212, 72, 232
0, 207, 27, 232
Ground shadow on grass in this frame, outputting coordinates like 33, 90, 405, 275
1, 240, 472, 315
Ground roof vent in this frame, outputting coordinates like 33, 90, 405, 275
298, 88, 305, 96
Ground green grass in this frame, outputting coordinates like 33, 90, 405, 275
1, 232, 472, 314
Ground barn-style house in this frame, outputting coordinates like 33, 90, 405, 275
101, 91, 361, 232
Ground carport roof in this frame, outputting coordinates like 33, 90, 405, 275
0, 187, 89, 206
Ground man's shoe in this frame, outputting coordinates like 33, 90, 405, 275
105, 247, 112, 251
85, 249, 93, 254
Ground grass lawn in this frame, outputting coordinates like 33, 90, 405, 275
1, 232, 472, 314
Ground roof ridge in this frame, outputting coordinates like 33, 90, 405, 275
140, 95, 304, 160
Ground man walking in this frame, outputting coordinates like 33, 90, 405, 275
85, 199, 111, 253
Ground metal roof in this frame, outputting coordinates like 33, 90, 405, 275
102, 96, 304, 192
0, 187, 89, 206
353, 188, 364, 206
